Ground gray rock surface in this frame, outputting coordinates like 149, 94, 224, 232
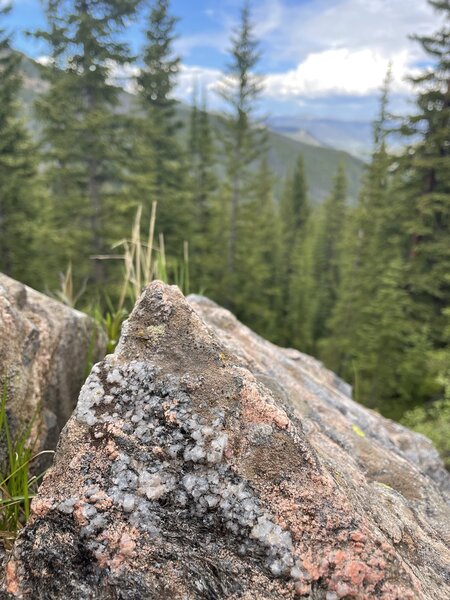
189, 295, 450, 495
1, 282, 449, 599
0, 273, 106, 454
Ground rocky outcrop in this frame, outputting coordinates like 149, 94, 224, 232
189, 296, 450, 495
0, 273, 106, 454
2, 282, 449, 599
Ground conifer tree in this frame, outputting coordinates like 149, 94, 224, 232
402, 305, 450, 466
235, 158, 281, 339
188, 84, 218, 292
285, 210, 319, 352
354, 257, 431, 418
317, 0, 450, 425
311, 164, 348, 346
400, 0, 450, 348
0, 4, 40, 284
279, 154, 310, 345
320, 68, 435, 417
219, 2, 266, 306
280, 154, 309, 251
35, 0, 141, 288
321, 69, 394, 375
138, 0, 190, 250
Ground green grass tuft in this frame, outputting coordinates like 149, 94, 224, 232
0, 380, 53, 549
89, 202, 190, 354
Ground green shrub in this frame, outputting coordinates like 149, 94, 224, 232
402, 393, 450, 470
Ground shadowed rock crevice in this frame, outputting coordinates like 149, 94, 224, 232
5, 512, 100, 599
1, 282, 449, 599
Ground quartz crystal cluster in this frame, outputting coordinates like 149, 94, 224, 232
73, 358, 301, 579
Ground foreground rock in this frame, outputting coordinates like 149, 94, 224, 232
190, 296, 450, 495
2, 282, 449, 599
0, 273, 105, 453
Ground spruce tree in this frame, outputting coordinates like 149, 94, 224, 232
280, 154, 309, 250
285, 210, 319, 352
188, 85, 218, 292
279, 154, 310, 345
235, 158, 281, 339
354, 257, 431, 418
0, 4, 40, 285
321, 69, 394, 375
35, 0, 141, 288
320, 68, 435, 417
219, 2, 266, 306
400, 0, 450, 348
138, 0, 190, 251
311, 164, 348, 346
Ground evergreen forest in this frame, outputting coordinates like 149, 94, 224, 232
1, 0, 449, 465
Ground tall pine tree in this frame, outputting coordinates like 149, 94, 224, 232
0, 3, 40, 285
235, 157, 281, 339
35, 0, 141, 288
218, 2, 266, 307
311, 164, 348, 347
138, 0, 190, 252
321, 68, 433, 417
401, 0, 450, 348
321, 69, 394, 376
279, 154, 310, 345
188, 84, 218, 292
280, 154, 309, 251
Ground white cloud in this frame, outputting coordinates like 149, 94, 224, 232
175, 0, 442, 106
257, 0, 443, 103
36, 55, 52, 66
175, 64, 222, 106
106, 60, 140, 93
264, 48, 418, 99
260, 0, 440, 62
175, 48, 421, 108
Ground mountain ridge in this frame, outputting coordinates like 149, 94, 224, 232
17, 52, 364, 203
268, 115, 373, 158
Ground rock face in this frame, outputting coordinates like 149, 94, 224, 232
0, 273, 105, 454
2, 282, 449, 599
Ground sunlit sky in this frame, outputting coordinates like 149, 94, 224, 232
4, 0, 442, 121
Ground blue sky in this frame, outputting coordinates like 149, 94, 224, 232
4, 0, 442, 120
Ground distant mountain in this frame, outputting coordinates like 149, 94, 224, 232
17, 53, 365, 203
173, 104, 364, 203
268, 115, 373, 159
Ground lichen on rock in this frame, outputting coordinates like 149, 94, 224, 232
1, 281, 449, 599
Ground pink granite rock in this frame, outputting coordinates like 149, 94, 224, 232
0, 273, 105, 454
2, 282, 448, 599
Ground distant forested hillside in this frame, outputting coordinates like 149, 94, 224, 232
268, 115, 373, 158
17, 53, 364, 204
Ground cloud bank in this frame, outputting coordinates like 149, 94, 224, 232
177, 0, 441, 113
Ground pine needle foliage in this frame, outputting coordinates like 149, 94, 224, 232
34, 0, 141, 288
218, 2, 267, 306
0, 4, 40, 285
137, 0, 191, 250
